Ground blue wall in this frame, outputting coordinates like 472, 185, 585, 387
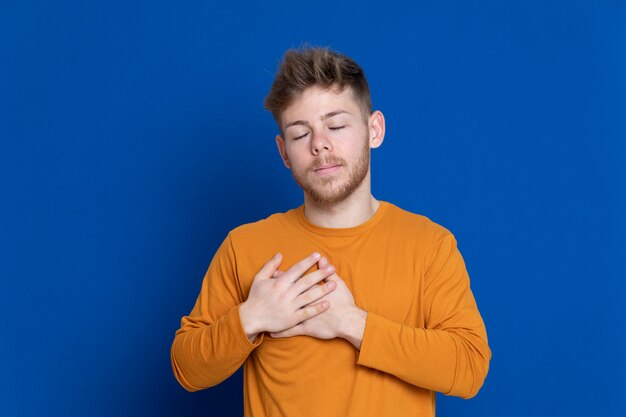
1, 1, 624, 415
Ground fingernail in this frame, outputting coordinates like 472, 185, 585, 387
313, 252, 321, 260
326, 280, 336, 289
320, 256, 327, 266
324, 265, 334, 274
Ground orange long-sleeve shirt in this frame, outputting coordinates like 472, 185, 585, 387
171, 202, 491, 416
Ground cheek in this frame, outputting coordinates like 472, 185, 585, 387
285, 143, 311, 163
291, 156, 310, 171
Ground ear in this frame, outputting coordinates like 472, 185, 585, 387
275, 134, 291, 168
368, 110, 385, 149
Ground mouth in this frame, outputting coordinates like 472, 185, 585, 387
313, 164, 342, 175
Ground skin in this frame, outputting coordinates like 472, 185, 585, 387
239, 84, 386, 349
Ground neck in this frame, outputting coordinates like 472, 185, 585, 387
303, 175, 380, 228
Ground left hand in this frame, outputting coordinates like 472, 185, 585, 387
269, 257, 367, 349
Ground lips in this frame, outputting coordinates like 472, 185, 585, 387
312, 158, 344, 170
314, 164, 341, 172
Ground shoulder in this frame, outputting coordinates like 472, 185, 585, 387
227, 207, 300, 247
383, 203, 464, 274
382, 202, 453, 242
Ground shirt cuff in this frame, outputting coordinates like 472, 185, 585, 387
356, 311, 398, 369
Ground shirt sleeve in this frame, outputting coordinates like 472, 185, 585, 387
356, 231, 491, 399
170, 233, 263, 392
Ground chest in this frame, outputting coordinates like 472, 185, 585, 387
326, 234, 426, 326
237, 231, 428, 328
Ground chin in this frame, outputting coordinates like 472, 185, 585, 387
306, 182, 361, 205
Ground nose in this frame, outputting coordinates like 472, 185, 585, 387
311, 130, 332, 155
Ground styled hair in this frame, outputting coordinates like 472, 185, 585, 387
264, 46, 372, 127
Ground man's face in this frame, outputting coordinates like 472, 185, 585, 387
276, 85, 378, 205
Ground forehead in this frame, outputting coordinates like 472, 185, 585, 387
280, 85, 360, 128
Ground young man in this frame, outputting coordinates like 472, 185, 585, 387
171, 47, 491, 416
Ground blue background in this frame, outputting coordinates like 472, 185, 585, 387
1, 1, 624, 416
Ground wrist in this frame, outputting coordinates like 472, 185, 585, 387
341, 306, 368, 350
239, 301, 262, 342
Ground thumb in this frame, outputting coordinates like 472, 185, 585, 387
255, 253, 283, 280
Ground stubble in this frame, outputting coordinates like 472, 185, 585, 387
290, 139, 370, 205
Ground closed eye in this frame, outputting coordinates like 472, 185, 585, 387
329, 126, 345, 131
293, 132, 309, 140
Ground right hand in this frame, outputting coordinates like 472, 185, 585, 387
239, 252, 337, 342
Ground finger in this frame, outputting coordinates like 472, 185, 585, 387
318, 256, 329, 268
292, 264, 335, 295
255, 253, 283, 280
326, 272, 345, 285
280, 252, 321, 283
295, 279, 336, 308
295, 300, 329, 323
271, 269, 285, 278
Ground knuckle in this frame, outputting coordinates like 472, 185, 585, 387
310, 270, 325, 285
301, 292, 313, 305
319, 285, 331, 298
303, 273, 317, 288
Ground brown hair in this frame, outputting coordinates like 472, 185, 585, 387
264, 46, 372, 127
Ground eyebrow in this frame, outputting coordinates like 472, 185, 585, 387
284, 110, 350, 130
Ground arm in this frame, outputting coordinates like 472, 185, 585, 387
170, 234, 259, 392
171, 239, 336, 392
356, 232, 491, 398
271, 234, 491, 398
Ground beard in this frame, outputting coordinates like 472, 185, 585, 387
289, 139, 370, 205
